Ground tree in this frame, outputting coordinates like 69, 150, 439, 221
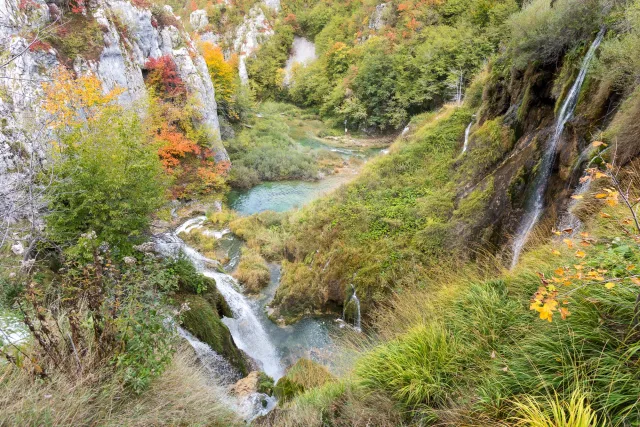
42, 70, 166, 251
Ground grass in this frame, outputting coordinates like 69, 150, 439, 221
0, 345, 241, 426
264, 200, 640, 426
234, 246, 270, 293
270, 105, 476, 321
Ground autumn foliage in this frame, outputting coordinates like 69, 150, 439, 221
531, 141, 640, 324
144, 55, 187, 101
154, 124, 201, 172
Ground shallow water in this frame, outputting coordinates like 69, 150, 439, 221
229, 138, 383, 215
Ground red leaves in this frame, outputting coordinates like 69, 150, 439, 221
144, 55, 187, 101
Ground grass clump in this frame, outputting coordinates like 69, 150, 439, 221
356, 324, 461, 417
234, 247, 270, 293
274, 359, 335, 404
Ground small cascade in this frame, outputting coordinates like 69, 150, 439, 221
177, 326, 277, 422
177, 326, 242, 385
154, 227, 285, 381
342, 284, 361, 332
462, 120, 474, 153
510, 28, 605, 269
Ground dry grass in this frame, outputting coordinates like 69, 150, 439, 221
0, 345, 241, 427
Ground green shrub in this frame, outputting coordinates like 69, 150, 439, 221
507, 0, 604, 69
45, 107, 166, 253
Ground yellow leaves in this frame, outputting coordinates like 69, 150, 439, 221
604, 282, 616, 289
575, 250, 586, 258
571, 195, 584, 200
552, 249, 561, 256
595, 193, 608, 199
600, 212, 611, 218
626, 264, 635, 271
630, 277, 640, 286
554, 267, 564, 276
560, 307, 570, 320
595, 171, 607, 179
563, 239, 574, 249
42, 67, 123, 132
592, 141, 607, 147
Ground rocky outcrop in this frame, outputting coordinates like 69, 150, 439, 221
0, 0, 229, 222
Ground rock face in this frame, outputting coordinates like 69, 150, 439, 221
369, 2, 390, 31
233, 5, 274, 85
193, 1, 278, 85
0, 0, 229, 222
231, 371, 260, 397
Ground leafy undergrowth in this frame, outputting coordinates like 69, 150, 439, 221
262, 203, 640, 426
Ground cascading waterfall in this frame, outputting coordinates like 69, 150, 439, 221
154, 223, 284, 381
343, 284, 361, 331
177, 326, 241, 385
510, 28, 605, 269
176, 326, 277, 421
462, 119, 474, 153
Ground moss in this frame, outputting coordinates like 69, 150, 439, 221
453, 177, 495, 223
274, 359, 335, 403
257, 372, 275, 396
178, 294, 247, 375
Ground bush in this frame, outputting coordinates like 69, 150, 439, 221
45, 106, 166, 252
507, 0, 604, 69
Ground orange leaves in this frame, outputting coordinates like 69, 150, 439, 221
154, 124, 200, 173
199, 41, 239, 119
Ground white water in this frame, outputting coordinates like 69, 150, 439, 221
462, 120, 474, 153
176, 326, 277, 421
343, 285, 361, 332
177, 326, 241, 385
510, 28, 605, 269
283, 37, 316, 85
154, 229, 285, 381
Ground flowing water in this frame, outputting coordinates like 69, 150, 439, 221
283, 37, 317, 85
510, 28, 605, 269
342, 285, 361, 332
462, 120, 474, 153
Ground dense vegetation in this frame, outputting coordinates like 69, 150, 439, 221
4, 0, 640, 425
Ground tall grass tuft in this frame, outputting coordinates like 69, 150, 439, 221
513, 389, 603, 427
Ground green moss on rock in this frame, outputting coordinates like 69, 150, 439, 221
179, 294, 248, 376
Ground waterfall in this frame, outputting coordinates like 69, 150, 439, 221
510, 28, 605, 269
177, 326, 242, 385
343, 284, 361, 332
154, 225, 284, 381
462, 120, 474, 153
177, 326, 277, 421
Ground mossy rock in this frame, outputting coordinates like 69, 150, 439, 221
274, 359, 335, 403
257, 371, 275, 396
178, 294, 248, 376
